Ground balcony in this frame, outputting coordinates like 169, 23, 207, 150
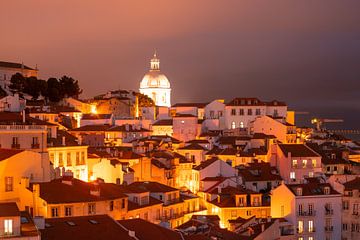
297, 211, 316, 217
31, 143, 40, 149
325, 209, 334, 216
325, 226, 334, 232
11, 143, 20, 149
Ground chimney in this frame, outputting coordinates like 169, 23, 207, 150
90, 182, 100, 197
62, 136, 66, 146
62, 172, 73, 185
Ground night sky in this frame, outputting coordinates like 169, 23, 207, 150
1, 1, 359, 128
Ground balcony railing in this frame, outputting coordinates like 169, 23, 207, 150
325, 226, 334, 232
11, 143, 20, 149
297, 211, 316, 217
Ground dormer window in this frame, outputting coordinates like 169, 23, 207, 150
324, 187, 330, 195
296, 187, 303, 196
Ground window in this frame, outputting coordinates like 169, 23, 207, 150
246, 210, 252, 216
298, 220, 303, 233
109, 201, 114, 211
231, 121, 236, 129
58, 153, 63, 167
247, 109, 252, 115
290, 172, 295, 180
76, 152, 80, 165
50, 153, 54, 162
302, 159, 307, 168
65, 206, 73, 216
88, 203, 96, 215
238, 197, 244, 206
273, 109, 278, 117
81, 152, 85, 164
308, 220, 314, 232
343, 201, 349, 210
12, 137, 19, 145
133, 197, 138, 203
231, 109, 236, 116
298, 204, 303, 215
296, 188, 302, 196
343, 223, 348, 231
255, 109, 261, 115
32, 137, 39, 148
218, 111, 223, 117
5, 176, 13, 192
210, 111, 214, 118
239, 109, 244, 115
51, 207, 59, 217
312, 159, 317, 167
4, 219, 13, 235
353, 203, 359, 215
308, 172, 314, 177
67, 153, 71, 166
239, 122, 244, 129
324, 187, 330, 195
308, 203, 314, 215
292, 160, 297, 168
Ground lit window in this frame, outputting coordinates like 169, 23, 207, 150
302, 159, 307, 168
239, 122, 244, 129
309, 220, 314, 232
290, 172, 296, 180
5, 176, 13, 192
4, 219, 13, 235
292, 160, 297, 168
88, 203, 96, 215
231, 122, 236, 129
312, 159, 317, 167
298, 220, 303, 233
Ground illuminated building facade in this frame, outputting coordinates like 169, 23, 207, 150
139, 53, 171, 107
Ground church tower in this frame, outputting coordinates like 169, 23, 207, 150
139, 52, 171, 107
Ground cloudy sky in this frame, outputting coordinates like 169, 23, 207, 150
1, 0, 360, 128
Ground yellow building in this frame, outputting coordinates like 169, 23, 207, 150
21, 177, 128, 220
203, 186, 271, 229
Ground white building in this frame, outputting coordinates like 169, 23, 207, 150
0, 61, 38, 90
271, 180, 342, 240
139, 53, 171, 107
225, 98, 287, 130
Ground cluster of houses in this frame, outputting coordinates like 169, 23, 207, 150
1, 61, 360, 240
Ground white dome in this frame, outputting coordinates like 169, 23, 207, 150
140, 71, 170, 89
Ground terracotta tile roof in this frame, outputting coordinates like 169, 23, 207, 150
186, 139, 210, 144
252, 133, 276, 139
0, 202, 20, 217
0, 148, 24, 161
193, 157, 219, 171
174, 113, 197, 118
107, 125, 150, 132
238, 162, 282, 182
48, 130, 80, 147
118, 151, 143, 159
172, 102, 208, 108
118, 218, 184, 240
82, 114, 112, 120
0, 112, 56, 126
152, 119, 173, 126
286, 182, 340, 196
35, 178, 127, 204
343, 177, 360, 191
124, 181, 178, 193
218, 136, 251, 145
178, 143, 206, 151
151, 159, 170, 169
40, 215, 131, 240
0, 61, 35, 70
278, 144, 320, 157
71, 124, 111, 132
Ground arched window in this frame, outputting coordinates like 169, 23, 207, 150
231, 121, 236, 129
240, 122, 244, 129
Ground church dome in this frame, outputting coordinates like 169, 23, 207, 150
139, 53, 170, 89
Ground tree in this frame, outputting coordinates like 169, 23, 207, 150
9, 73, 25, 93
47, 78, 62, 102
59, 76, 82, 99
137, 92, 155, 107
23, 76, 42, 99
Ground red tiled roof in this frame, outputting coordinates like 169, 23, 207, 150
124, 181, 178, 193
278, 144, 320, 157
343, 177, 360, 191
193, 157, 219, 171
40, 215, 132, 240
35, 178, 127, 204
81, 114, 112, 120
0, 202, 20, 217
0, 149, 24, 161
152, 119, 173, 126
178, 143, 206, 151
118, 218, 184, 240
238, 162, 282, 182
0, 112, 56, 126
172, 102, 208, 108
174, 113, 197, 118
286, 182, 340, 196
127, 196, 163, 210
